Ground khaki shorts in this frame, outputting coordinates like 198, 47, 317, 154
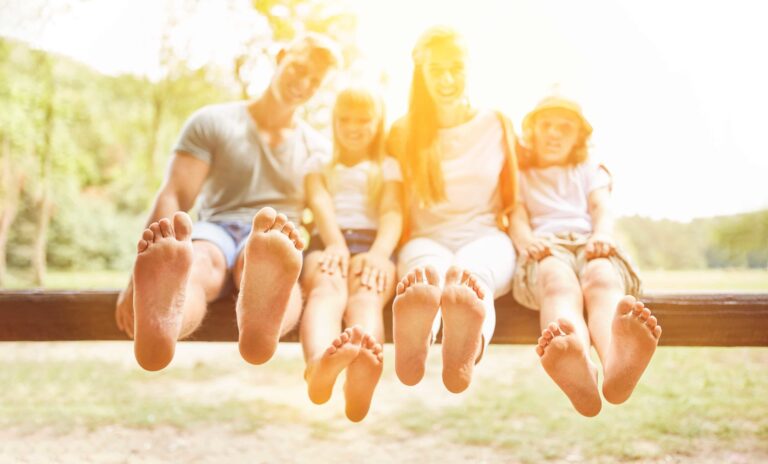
512, 232, 642, 310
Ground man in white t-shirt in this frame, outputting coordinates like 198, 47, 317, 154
114, 34, 340, 371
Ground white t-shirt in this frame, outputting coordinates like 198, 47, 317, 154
306, 156, 403, 230
519, 160, 611, 236
408, 109, 506, 250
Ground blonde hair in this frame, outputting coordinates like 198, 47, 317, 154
282, 32, 343, 70
401, 26, 467, 206
325, 86, 387, 208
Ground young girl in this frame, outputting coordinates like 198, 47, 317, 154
509, 95, 661, 417
300, 86, 403, 422
387, 26, 519, 394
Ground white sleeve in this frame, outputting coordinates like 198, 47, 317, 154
381, 156, 403, 182
584, 160, 612, 193
303, 152, 328, 175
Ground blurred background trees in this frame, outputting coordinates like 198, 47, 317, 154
0, 0, 764, 288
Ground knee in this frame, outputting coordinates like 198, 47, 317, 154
581, 260, 621, 293
307, 275, 347, 299
539, 270, 578, 298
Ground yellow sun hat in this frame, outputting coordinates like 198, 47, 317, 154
522, 95, 593, 136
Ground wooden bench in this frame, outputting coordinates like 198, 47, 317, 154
1, 290, 766, 346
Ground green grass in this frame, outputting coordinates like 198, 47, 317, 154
1, 344, 765, 462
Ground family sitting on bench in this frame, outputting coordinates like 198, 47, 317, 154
114, 27, 661, 421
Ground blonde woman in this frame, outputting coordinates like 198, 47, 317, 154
388, 26, 519, 393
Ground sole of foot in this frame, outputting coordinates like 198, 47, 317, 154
237, 207, 304, 365
440, 267, 486, 394
602, 295, 662, 404
133, 212, 194, 371
537, 318, 602, 417
392, 266, 441, 386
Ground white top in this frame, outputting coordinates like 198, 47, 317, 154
408, 109, 506, 250
306, 156, 403, 230
519, 159, 611, 236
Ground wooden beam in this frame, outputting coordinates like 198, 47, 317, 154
0, 290, 766, 346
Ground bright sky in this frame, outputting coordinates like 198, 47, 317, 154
2, 0, 767, 221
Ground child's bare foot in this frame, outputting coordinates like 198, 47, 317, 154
133, 212, 194, 371
602, 296, 662, 404
440, 267, 486, 394
344, 333, 384, 422
392, 266, 441, 386
237, 207, 304, 365
305, 326, 364, 405
538, 318, 601, 417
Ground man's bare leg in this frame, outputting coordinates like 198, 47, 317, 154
536, 257, 601, 417
235, 207, 304, 365
133, 212, 227, 371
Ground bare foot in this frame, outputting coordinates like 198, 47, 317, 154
602, 296, 662, 404
440, 267, 486, 394
538, 318, 601, 417
237, 207, 304, 365
344, 333, 384, 422
133, 212, 194, 371
305, 326, 364, 405
392, 266, 441, 386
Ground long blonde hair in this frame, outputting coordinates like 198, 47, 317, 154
401, 26, 467, 206
325, 86, 387, 208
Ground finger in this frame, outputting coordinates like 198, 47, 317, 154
361, 266, 371, 288
115, 307, 123, 332
340, 255, 349, 278
377, 271, 386, 293
351, 256, 365, 276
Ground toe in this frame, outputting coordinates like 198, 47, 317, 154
137, 239, 149, 253
349, 326, 364, 344
173, 212, 193, 241
271, 213, 288, 232
547, 322, 560, 335
142, 228, 154, 242
252, 207, 277, 232
396, 281, 405, 295
557, 318, 576, 335
281, 221, 295, 236
425, 265, 440, 286
536, 345, 545, 357
653, 325, 662, 339
158, 218, 173, 238
617, 295, 636, 315
444, 266, 462, 286
149, 222, 162, 241
646, 316, 658, 329
639, 308, 651, 321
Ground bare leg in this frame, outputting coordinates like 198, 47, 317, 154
235, 207, 304, 365
536, 257, 601, 416
581, 259, 625, 362
392, 266, 441, 386
299, 251, 349, 403
440, 266, 486, 394
133, 212, 226, 371
343, 259, 395, 421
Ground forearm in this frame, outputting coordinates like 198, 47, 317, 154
590, 204, 614, 237
144, 190, 184, 228
508, 208, 535, 253
369, 210, 402, 257
309, 196, 346, 248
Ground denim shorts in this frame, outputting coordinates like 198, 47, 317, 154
191, 221, 252, 269
304, 229, 378, 256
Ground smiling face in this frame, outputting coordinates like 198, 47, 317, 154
270, 48, 333, 108
334, 102, 379, 163
532, 108, 583, 167
420, 43, 467, 106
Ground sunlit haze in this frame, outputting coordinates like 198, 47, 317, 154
2, 0, 766, 221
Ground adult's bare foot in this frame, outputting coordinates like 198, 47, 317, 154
392, 266, 441, 386
133, 212, 194, 371
602, 296, 662, 404
237, 207, 304, 365
440, 267, 485, 394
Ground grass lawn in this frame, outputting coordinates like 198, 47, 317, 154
0, 343, 766, 463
